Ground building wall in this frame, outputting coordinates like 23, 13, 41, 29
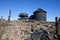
34, 12, 46, 21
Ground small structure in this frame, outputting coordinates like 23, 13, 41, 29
18, 13, 28, 21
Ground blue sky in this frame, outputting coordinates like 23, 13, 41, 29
0, 0, 60, 21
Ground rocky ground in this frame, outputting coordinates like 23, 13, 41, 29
0, 20, 57, 40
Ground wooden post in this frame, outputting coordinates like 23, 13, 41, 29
57, 18, 60, 40
8, 10, 11, 22
55, 17, 58, 34
1, 16, 3, 20
55, 17, 60, 40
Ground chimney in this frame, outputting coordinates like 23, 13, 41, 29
8, 10, 11, 22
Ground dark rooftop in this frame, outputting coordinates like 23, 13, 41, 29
19, 13, 28, 18
33, 8, 47, 13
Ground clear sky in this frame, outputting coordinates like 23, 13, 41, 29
0, 0, 60, 21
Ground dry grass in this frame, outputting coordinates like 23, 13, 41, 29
0, 20, 56, 40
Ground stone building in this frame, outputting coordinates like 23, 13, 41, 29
30, 8, 47, 21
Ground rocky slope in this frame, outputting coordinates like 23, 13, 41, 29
0, 20, 56, 40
